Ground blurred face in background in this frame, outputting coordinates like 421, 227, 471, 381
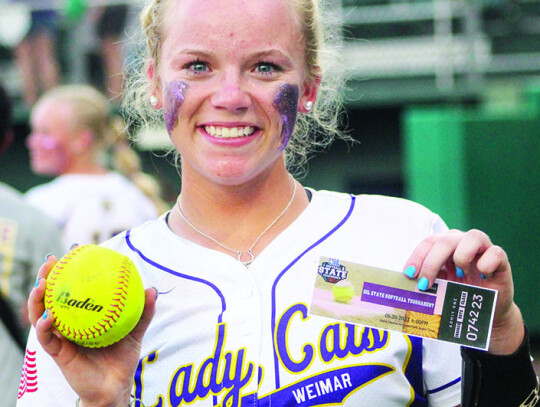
27, 99, 83, 176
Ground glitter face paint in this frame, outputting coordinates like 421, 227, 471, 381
272, 83, 299, 151
163, 81, 188, 134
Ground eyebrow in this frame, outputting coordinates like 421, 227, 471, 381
175, 48, 293, 62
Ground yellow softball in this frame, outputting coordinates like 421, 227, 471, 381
45, 244, 145, 348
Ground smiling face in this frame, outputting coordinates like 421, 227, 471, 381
151, 0, 317, 185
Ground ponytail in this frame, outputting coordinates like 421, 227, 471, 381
109, 116, 169, 215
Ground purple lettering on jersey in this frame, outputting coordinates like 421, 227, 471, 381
319, 323, 389, 362
167, 323, 254, 407
276, 304, 389, 372
255, 365, 394, 406
134, 301, 391, 406
272, 83, 299, 151
134, 351, 164, 406
276, 303, 314, 372
163, 81, 187, 135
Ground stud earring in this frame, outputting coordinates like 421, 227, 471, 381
305, 101, 313, 111
150, 95, 158, 107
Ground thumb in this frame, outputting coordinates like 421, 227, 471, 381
129, 288, 157, 342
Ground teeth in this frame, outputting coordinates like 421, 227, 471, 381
204, 126, 255, 138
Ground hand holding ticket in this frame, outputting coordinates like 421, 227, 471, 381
310, 257, 497, 350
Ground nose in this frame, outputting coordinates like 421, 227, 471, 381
26, 131, 38, 149
210, 71, 251, 112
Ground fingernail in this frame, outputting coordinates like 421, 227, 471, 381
404, 265, 416, 278
42, 310, 48, 320
481, 274, 487, 280
418, 277, 429, 291
70, 243, 78, 251
34, 277, 42, 287
456, 267, 465, 278
152, 287, 159, 299
43, 253, 52, 263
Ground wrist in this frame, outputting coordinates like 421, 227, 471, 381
488, 303, 524, 354
77, 394, 135, 407
77, 400, 143, 407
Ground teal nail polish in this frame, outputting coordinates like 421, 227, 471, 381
456, 267, 465, 278
69, 243, 78, 251
34, 277, 41, 287
42, 310, 48, 320
418, 277, 429, 291
43, 253, 52, 263
481, 274, 487, 280
404, 265, 416, 278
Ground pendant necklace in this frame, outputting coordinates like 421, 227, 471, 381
176, 174, 296, 267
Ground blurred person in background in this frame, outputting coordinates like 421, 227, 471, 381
0, 82, 63, 406
93, 3, 131, 102
11, 0, 60, 106
24, 84, 167, 250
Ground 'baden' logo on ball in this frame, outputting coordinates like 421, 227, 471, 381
318, 258, 348, 283
45, 244, 145, 348
55, 292, 104, 312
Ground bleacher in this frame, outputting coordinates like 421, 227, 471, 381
341, 0, 540, 107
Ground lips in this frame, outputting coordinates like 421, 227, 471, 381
203, 125, 257, 138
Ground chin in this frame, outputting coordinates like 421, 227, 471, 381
32, 164, 60, 177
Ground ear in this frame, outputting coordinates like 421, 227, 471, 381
298, 70, 321, 114
0, 130, 13, 156
146, 60, 163, 109
72, 128, 94, 155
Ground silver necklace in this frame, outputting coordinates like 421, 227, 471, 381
176, 175, 296, 267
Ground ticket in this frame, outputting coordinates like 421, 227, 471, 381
309, 257, 498, 350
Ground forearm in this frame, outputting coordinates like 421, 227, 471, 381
461, 325, 539, 407
488, 303, 525, 355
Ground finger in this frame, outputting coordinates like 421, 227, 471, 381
417, 231, 463, 290
476, 244, 509, 279
403, 235, 437, 279
453, 229, 491, 276
128, 287, 158, 343
35, 309, 67, 358
28, 255, 58, 324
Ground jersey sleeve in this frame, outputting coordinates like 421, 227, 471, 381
423, 339, 462, 406
16, 327, 78, 406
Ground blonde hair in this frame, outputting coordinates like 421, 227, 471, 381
122, 0, 349, 174
37, 84, 169, 213
36, 85, 113, 150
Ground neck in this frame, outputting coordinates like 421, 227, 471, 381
168, 169, 309, 261
63, 161, 108, 175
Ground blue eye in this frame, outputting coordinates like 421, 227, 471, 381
255, 62, 280, 75
191, 62, 207, 72
184, 59, 209, 75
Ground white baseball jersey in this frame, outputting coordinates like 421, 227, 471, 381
18, 190, 462, 406
25, 172, 159, 250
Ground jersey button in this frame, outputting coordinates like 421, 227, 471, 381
238, 285, 254, 299
239, 319, 252, 336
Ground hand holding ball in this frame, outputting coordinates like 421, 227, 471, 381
45, 245, 145, 348
332, 280, 354, 303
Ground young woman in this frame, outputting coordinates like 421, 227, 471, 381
25, 84, 167, 249
19, 0, 538, 406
